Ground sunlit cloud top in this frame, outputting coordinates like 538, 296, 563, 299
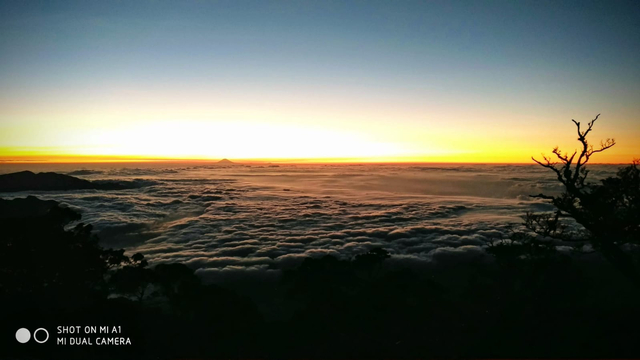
1, 0, 638, 163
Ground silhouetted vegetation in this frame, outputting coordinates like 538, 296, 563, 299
1, 196, 262, 360
529, 114, 640, 287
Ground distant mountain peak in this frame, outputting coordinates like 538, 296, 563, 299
217, 158, 234, 164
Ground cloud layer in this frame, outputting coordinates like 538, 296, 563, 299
0, 163, 621, 282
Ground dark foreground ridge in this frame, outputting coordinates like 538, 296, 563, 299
1, 195, 639, 360
0, 171, 152, 192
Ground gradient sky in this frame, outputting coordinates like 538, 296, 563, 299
1, 0, 639, 163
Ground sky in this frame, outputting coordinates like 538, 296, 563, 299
0, 0, 639, 163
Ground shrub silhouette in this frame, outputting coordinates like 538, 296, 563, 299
109, 253, 154, 302
0, 196, 130, 309
0, 196, 265, 360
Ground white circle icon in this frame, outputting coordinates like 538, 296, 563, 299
16, 328, 31, 343
33, 328, 49, 343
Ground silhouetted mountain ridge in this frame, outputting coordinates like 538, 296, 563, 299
0, 170, 153, 192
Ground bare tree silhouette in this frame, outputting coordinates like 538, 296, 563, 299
532, 114, 615, 194
529, 114, 640, 287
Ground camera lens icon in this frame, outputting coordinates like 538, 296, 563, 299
16, 328, 49, 344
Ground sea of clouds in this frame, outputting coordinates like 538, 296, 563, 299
0, 163, 622, 283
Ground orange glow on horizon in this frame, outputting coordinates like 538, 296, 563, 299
1, 152, 636, 165
1, 117, 637, 165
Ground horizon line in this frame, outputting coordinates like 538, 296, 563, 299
0, 158, 632, 166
